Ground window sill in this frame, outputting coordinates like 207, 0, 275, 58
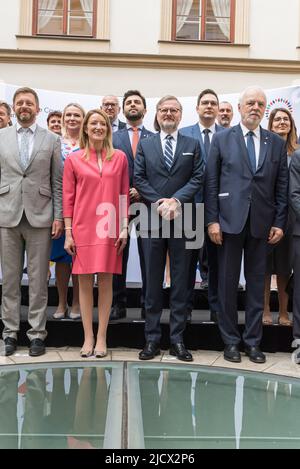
16, 35, 110, 42
15, 35, 110, 54
159, 40, 250, 47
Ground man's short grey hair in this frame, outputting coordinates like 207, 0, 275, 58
239, 87, 267, 105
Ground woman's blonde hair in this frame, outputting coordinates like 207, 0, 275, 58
80, 109, 114, 161
62, 102, 85, 139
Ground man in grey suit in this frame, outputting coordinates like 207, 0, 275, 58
289, 148, 300, 362
0, 87, 63, 357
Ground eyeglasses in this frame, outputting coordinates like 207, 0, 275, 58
158, 108, 181, 115
102, 103, 118, 108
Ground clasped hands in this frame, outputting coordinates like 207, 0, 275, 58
157, 198, 181, 220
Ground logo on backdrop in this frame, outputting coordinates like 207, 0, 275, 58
265, 98, 293, 118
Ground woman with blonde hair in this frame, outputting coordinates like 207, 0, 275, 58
51, 103, 85, 320
63, 109, 129, 357
263, 107, 298, 326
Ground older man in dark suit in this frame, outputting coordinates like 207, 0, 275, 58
110, 90, 153, 320
134, 95, 204, 361
205, 87, 288, 364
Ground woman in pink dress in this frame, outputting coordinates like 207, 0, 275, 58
63, 109, 129, 357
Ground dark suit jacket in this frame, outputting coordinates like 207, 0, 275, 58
289, 149, 300, 236
113, 126, 153, 187
118, 120, 126, 131
205, 124, 288, 239
179, 122, 223, 202
134, 132, 204, 231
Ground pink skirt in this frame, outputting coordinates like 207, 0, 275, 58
72, 244, 122, 275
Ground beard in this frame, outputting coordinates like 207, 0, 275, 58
16, 110, 34, 124
160, 120, 177, 133
125, 110, 144, 122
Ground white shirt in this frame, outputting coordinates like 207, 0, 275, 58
111, 118, 120, 133
240, 122, 260, 168
16, 122, 37, 158
126, 123, 143, 145
198, 123, 217, 144
160, 130, 178, 155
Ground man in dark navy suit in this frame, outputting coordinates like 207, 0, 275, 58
180, 89, 223, 323
101, 95, 126, 133
205, 87, 288, 364
110, 90, 153, 320
135, 95, 204, 362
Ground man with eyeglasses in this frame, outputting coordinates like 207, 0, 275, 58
100, 95, 126, 133
180, 89, 223, 324
205, 86, 288, 364
134, 95, 204, 362
110, 90, 153, 320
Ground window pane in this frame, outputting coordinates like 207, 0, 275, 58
205, 0, 231, 41
68, 0, 93, 36
37, 0, 64, 35
176, 0, 201, 40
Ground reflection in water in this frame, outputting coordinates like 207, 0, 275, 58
0, 366, 111, 449
139, 368, 300, 449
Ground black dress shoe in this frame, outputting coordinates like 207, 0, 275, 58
110, 305, 126, 320
244, 346, 266, 364
139, 341, 160, 360
4, 337, 17, 356
224, 344, 241, 363
210, 311, 218, 323
170, 342, 193, 362
29, 339, 46, 357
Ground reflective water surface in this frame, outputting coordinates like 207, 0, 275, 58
0, 363, 122, 449
128, 364, 300, 449
1, 362, 300, 449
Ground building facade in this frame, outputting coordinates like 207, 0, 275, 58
0, 0, 300, 97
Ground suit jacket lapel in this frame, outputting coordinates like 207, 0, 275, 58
121, 130, 134, 162
257, 127, 269, 171
154, 133, 168, 170
193, 124, 206, 160
234, 124, 253, 174
171, 133, 185, 169
12, 127, 23, 170
28, 126, 46, 167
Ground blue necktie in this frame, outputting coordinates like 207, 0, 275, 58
246, 131, 256, 173
203, 128, 211, 159
164, 135, 174, 170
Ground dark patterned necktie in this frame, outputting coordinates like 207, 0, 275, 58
246, 131, 257, 173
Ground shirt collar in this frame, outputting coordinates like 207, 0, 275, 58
161, 130, 178, 142
240, 122, 260, 139
16, 122, 37, 134
126, 123, 143, 131
198, 122, 217, 134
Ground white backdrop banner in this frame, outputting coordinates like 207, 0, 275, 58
0, 82, 299, 283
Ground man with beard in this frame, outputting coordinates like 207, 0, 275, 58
110, 90, 153, 320
0, 101, 12, 128
101, 95, 126, 133
135, 95, 204, 361
0, 87, 63, 357
205, 87, 288, 364
217, 101, 234, 128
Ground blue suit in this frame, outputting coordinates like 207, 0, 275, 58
134, 132, 204, 344
205, 124, 288, 347
112, 126, 153, 311
180, 122, 224, 316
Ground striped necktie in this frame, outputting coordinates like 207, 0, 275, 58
164, 135, 174, 170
